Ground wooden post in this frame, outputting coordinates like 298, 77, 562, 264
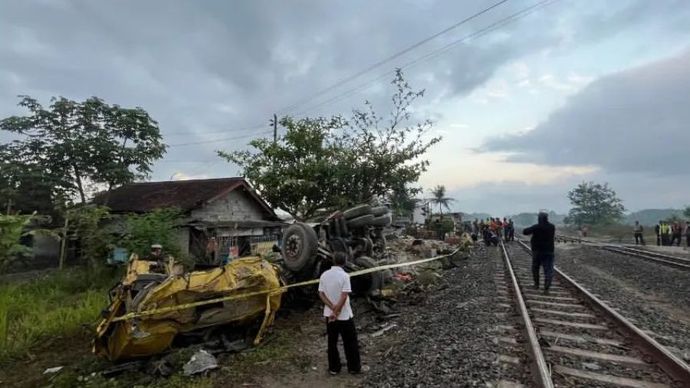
58, 217, 69, 270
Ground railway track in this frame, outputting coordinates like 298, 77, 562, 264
600, 245, 690, 271
497, 240, 690, 387
555, 234, 690, 271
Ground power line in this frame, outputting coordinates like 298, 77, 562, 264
292, 0, 557, 117
276, 0, 512, 115
164, 0, 555, 147
167, 130, 273, 147
165, 124, 265, 137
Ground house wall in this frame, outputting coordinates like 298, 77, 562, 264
413, 206, 426, 224
191, 189, 267, 222
177, 227, 190, 255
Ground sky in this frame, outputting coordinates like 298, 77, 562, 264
1, 0, 689, 216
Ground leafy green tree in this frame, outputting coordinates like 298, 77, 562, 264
684, 206, 690, 219
566, 182, 625, 227
0, 214, 33, 273
0, 96, 166, 205
389, 187, 418, 218
61, 205, 115, 268
119, 208, 185, 261
220, 70, 441, 220
429, 185, 454, 216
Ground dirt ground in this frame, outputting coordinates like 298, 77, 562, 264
1, 239, 480, 388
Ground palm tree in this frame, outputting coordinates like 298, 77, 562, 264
429, 185, 454, 216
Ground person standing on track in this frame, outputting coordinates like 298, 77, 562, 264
633, 221, 645, 245
660, 221, 671, 246
670, 221, 682, 246
523, 212, 556, 294
684, 220, 690, 248
655, 221, 662, 246
318, 252, 363, 376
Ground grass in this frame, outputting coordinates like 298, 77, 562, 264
0, 266, 121, 362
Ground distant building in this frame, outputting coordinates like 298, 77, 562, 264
412, 201, 431, 224
97, 177, 284, 260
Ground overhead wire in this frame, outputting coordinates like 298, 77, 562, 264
164, 0, 556, 154
291, 0, 558, 117
162, 0, 512, 145
275, 0, 512, 115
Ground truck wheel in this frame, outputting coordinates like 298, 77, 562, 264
369, 214, 392, 227
347, 214, 375, 228
343, 204, 372, 220
370, 206, 389, 217
281, 223, 318, 273
373, 234, 387, 253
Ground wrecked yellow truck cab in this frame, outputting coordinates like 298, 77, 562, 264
94, 255, 283, 361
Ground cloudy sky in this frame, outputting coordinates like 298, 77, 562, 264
2, 0, 689, 215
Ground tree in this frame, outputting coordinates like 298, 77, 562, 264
389, 187, 418, 218
119, 208, 186, 263
0, 96, 166, 205
0, 214, 33, 273
684, 206, 690, 219
429, 185, 454, 216
220, 70, 441, 220
566, 182, 625, 226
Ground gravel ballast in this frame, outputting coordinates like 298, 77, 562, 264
553, 244, 690, 362
362, 245, 506, 387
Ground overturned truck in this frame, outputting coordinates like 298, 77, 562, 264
94, 204, 392, 361
280, 204, 392, 301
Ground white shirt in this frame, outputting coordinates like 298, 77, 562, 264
318, 266, 353, 320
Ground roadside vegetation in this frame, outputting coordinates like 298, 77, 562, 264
0, 266, 119, 363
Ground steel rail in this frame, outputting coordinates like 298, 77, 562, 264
555, 234, 690, 270
604, 245, 690, 270
516, 240, 690, 385
499, 240, 554, 388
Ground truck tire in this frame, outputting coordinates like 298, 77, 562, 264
373, 234, 387, 253
343, 204, 372, 220
347, 214, 375, 228
370, 206, 389, 217
369, 214, 392, 227
281, 223, 318, 273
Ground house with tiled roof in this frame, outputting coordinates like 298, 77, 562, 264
96, 177, 284, 260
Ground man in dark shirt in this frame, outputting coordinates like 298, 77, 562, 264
523, 212, 556, 294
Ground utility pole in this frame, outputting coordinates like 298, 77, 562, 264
272, 113, 278, 145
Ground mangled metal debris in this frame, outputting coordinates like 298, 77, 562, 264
94, 255, 282, 361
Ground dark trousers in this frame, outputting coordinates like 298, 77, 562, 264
661, 234, 670, 246
670, 234, 682, 246
656, 234, 661, 246
634, 233, 645, 245
326, 318, 361, 373
532, 252, 554, 290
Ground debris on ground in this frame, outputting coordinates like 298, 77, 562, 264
182, 349, 218, 376
371, 323, 398, 338
42, 366, 63, 375
94, 256, 281, 361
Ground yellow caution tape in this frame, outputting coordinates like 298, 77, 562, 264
111, 247, 463, 322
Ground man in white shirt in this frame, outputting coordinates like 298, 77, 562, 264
318, 252, 362, 375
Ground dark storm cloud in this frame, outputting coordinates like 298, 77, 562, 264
1, 0, 689, 180
482, 50, 690, 176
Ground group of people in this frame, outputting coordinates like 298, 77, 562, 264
653, 220, 690, 247
472, 217, 515, 245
